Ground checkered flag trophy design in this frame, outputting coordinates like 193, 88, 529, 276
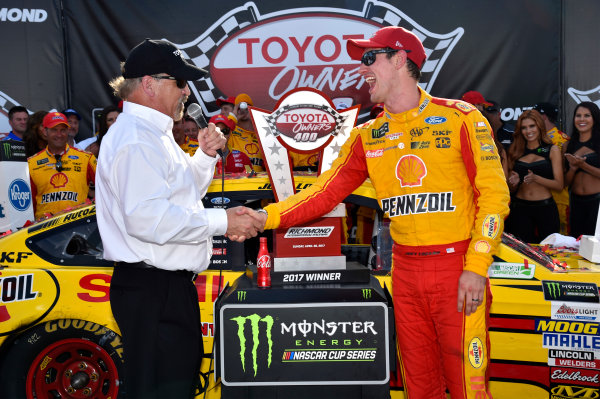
568, 84, 600, 108
167, 1, 463, 117
0, 90, 25, 135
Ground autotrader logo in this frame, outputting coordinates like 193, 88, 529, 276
231, 314, 274, 376
8, 179, 31, 211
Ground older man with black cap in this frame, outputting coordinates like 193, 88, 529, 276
251, 26, 509, 398
95, 39, 263, 398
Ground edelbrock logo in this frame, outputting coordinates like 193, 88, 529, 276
284, 226, 334, 238
230, 314, 274, 376
8, 179, 31, 211
168, 1, 463, 118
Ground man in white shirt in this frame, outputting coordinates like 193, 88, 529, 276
95, 38, 262, 398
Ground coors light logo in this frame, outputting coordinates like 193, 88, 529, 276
167, 1, 463, 118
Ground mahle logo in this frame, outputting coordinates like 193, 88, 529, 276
231, 314, 274, 376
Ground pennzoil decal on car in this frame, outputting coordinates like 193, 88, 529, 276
0, 270, 60, 336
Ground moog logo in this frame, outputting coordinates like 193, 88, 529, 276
8, 179, 31, 211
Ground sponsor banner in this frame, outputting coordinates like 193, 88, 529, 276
0, 140, 27, 162
536, 320, 599, 336
284, 226, 334, 238
220, 302, 389, 385
488, 262, 535, 279
542, 281, 600, 303
552, 302, 600, 322
542, 333, 600, 353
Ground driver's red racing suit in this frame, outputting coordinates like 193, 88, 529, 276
264, 88, 510, 399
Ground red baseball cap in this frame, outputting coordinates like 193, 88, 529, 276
347, 26, 427, 69
461, 91, 492, 107
216, 96, 235, 107
209, 114, 236, 131
43, 112, 70, 129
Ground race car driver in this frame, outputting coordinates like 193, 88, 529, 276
28, 112, 97, 219
251, 26, 510, 399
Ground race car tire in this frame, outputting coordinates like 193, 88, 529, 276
0, 319, 126, 399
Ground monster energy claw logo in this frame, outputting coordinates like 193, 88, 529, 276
545, 282, 562, 299
237, 291, 247, 301
3, 142, 11, 158
231, 314, 274, 376
362, 289, 372, 300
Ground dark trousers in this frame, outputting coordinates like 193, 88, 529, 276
110, 265, 203, 399
505, 197, 559, 244
570, 192, 600, 238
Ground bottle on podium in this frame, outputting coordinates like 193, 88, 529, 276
257, 237, 271, 288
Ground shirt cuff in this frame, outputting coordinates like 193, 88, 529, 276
207, 208, 228, 236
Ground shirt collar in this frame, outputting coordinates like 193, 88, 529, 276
123, 101, 174, 135
384, 87, 431, 123
45, 144, 70, 157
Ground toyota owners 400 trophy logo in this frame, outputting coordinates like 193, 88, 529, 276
165, 0, 464, 118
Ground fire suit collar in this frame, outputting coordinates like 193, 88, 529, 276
385, 88, 431, 123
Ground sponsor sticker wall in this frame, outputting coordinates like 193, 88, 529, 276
540, 280, 600, 396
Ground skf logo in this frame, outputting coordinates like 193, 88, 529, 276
435, 137, 451, 148
396, 154, 427, 187
468, 337, 484, 368
550, 385, 599, 399
0, 251, 33, 263
362, 289, 372, 299
230, 314, 274, 376
237, 291, 247, 302
482, 214, 500, 239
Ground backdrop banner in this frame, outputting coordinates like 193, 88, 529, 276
0, 0, 598, 138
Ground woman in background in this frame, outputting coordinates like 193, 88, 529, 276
563, 102, 600, 238
23, 110, 48, 157
505, 110, 563, 243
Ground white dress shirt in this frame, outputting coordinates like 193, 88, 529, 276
95, 101, 227, 272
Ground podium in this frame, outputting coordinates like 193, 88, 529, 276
215, 272, 394, 399
0, 140, 33, 232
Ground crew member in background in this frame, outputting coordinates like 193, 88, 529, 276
229, 93, 264, 171
63, 108, 82, 146
3, 106, 29, 141
251, 26, 509, 399
210, 114, 251, 174
534, 102, 570, 234
95, 38, 261, 399
28, 112, 96, 219
182, 116, 200, 155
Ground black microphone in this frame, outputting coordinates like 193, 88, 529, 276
187, 102, 223, 157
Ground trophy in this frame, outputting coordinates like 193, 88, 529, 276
250, 88, 359, 272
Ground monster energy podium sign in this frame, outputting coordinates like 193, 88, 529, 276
219, 302, 389, 386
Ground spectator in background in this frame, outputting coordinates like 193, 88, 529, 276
172, 118, 186, 145
3, 106, 29, 141
533, 102, 570, 234
23, 110, 48, 157
563, 101, 600, 238
210, 114, 251, 174
28, 112, 96, 219
230, 93, 264, 171
216, 96, 235, 117
461, 90, 492, 112
77, 105, 121, 157
182, 116, 200, 156
506, 110, 563, 243
63, 108, 81, 146
483, 100, 514, 151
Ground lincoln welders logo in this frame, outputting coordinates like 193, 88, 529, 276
166, 1, 463, 119
230, 314, 274, 376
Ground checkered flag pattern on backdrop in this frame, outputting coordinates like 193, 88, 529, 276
169, 4, 258, 114
0, 90, 22, 118
363, 1, 464, 92
567, 84, 600, 108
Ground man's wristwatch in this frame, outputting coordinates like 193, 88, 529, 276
256, 209, 268, 217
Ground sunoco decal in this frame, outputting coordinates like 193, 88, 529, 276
220, 303, 389, 385
284, 226, 334, 238
168, 1, 463, 118
543, 281, 600, 303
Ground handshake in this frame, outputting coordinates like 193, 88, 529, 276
225, 207, 269, 242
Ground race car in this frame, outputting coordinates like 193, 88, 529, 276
1, 177, 599, 398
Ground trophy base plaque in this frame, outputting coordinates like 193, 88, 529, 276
271, 261, 371, 285
274, 255, 346, 272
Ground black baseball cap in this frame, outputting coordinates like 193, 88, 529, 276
533, 102, 558, 121
122, 38, 207, 80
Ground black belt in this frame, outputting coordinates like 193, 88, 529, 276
115, 261, 198, 282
